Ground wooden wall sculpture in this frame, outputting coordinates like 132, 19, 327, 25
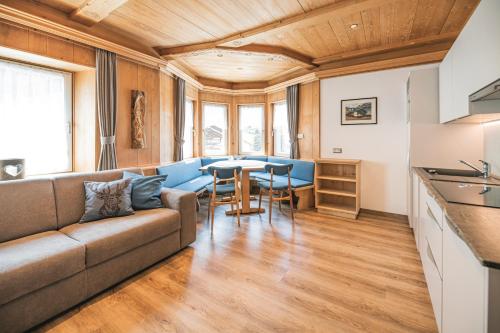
131, 90, 146, 149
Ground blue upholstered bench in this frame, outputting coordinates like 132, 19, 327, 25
156, 156, 231, 194
156, 158, 213, 194
244, 156, 315, 209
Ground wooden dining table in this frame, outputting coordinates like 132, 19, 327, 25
200, 159, 274, 215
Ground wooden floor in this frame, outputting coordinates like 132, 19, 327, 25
37, 199, 437, 333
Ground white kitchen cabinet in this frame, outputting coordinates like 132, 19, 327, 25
439, 0, 500, 123
438, 49, 453, 123
416, 177, 500, 333
442, 218, 486, 333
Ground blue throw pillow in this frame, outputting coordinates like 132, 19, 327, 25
80, 178, 134, 222
123, 171, 167, 210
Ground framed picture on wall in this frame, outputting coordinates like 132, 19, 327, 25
341, 97, 377, 125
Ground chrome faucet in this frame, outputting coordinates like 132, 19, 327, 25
459, 160, 490, 178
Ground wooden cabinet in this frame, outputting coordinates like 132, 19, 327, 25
439, 0, 500, 123
314, 159, 360, 219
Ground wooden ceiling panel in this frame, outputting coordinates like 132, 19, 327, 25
360, 7, 381, 48
174, 49, 303, 82
20, 0, 480, 84
409, 0, 455, 39
441, 0, 478, 33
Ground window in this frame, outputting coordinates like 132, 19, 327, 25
238, 104, 264, 154
183, 99, 194, 159
0, 60, 72, 175
273, 101, 290, 156
202, 102, 228, 155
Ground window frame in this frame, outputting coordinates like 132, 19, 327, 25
183, 98, 195, 159
201, 101, 229, 156
0, 58, 73, 175
272, 100, 289, 157
237, 103, 265, 156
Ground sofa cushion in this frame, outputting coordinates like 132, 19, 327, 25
60, 209, 180, 267
0, 231, 85, 306
123, 171, 167, 210
80, 178, 134, 223
289, 159, 315, 182
173, 175, 213, 193
52, 168, 143, 229
243, 155, 268, 162
0, 178, 57, 243
157, 158, 202, 188
200, 156, 231, 174
252, 173, 313, 188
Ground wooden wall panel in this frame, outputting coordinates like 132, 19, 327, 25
115, 58, 161, 169
46, 35, 74, 62
116, 57, 139, 168
265, 82, 319, 160
0, 19, 96, 68
0, 21, 29, 50
73, 69, 98, 172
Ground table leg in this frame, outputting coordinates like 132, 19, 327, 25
226, 169, 265, 215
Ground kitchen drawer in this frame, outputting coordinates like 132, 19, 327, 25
424, 203, 443, 277
422, 238, 443, 332
425, 190, 443, 229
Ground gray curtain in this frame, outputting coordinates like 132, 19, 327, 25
286, 84, 300, 159
173, 76, 186, 161
96, 48, 118, 171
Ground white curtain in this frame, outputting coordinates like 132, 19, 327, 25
0, 60, 72, 175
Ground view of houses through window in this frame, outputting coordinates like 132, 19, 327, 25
273, 101, 290, 156
183, 99, 194, 158
0, 59, 72, 175
202, 102, 228, 155
238, 104, 264, 154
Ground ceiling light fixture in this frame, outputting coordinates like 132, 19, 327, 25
233, 41, 242, 46
217, 53, 223, 57
237, 67, 243, 70
350, 23, 359, 29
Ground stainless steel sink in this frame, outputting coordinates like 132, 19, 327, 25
423, 167, 482, 177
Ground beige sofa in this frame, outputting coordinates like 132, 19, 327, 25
0, 168, 197, 332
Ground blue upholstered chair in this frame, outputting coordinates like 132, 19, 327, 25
257, 163, 294, 224
206, 166, 242, 234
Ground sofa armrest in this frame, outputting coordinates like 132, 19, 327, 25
161, 188, 197, 248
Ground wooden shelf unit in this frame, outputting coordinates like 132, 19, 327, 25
315, 159, 361, 219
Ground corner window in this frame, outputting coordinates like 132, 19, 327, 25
0, 60, 72, 175
238, 104, 264, 155
183, 99, 194, 159
273, 101, 290, 156
202, 102, 228, 156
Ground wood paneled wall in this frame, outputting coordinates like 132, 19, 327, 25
115, 57, 160, 169
0, 19, 96, 67
265, 82, 320, 160
198, 92, 267, 156
196, 86, 319, 160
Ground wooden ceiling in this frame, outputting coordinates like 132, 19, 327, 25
20, 0, 480, 84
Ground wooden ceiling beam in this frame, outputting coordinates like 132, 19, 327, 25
313, 32, 458, 65
70, 0, 128, 27
218, 44, 315, 67
156, 0, 387, 56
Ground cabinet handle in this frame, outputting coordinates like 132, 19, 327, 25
426, 204, 441, 229
426, 240, 440, 273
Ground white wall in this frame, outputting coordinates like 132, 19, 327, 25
320, 65, 434, 215
484, 122, 500, 177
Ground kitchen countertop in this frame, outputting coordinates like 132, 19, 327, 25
414, 167, 500, 269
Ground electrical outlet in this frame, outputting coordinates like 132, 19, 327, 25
332, 147, 342, 153
297, 133, 304, 139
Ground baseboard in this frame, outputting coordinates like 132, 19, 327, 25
360, 208, 409, 223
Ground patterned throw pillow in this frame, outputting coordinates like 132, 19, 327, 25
80, 178, 134, 222
123, 171, 167, 210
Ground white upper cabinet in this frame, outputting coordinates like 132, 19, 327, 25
439, 0, 500, 123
